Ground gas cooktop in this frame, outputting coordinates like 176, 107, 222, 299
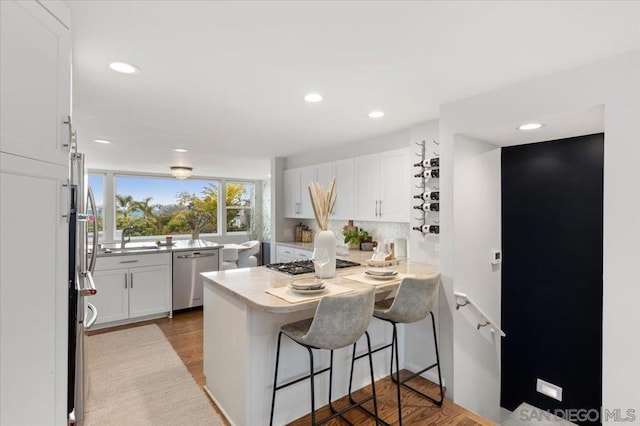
265, 259, 361, 276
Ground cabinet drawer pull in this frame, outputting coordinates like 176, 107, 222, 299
119, 260, 139, 264
130, 272, 133, 289
124, 273, 128, 289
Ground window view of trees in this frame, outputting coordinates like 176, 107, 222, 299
226, 182, 254, 232
113, 176, 255, 237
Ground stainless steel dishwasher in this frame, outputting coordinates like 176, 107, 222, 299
172, 249, 220, 310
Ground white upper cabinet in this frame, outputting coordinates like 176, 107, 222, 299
378, 149, 410, 222
0, 0, 71, 166
284, 149, 408, 223
283, 166, 315, 218
355, 149, 410, 222
315, 159, 355, 220
355, 153, 380, 221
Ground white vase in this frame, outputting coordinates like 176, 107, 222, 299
314, 230, 336, 278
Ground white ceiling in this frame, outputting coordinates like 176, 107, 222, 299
69, 1, 640, 179
464, 105, 605, 147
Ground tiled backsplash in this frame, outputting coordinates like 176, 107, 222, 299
300, 218, 410, 251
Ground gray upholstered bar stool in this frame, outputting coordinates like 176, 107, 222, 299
269, 287, 381, 426
348, 274, 443, 425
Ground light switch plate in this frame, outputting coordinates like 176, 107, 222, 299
491, 249, 502, 264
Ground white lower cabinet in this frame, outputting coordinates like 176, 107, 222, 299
276, 244, 313, 262
92, 254, 171, 326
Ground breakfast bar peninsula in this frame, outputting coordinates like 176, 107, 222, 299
201, 260, 439, 426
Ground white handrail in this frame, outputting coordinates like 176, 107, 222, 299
453, 292, 506, 337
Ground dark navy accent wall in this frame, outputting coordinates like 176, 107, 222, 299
501, 133, 603, 425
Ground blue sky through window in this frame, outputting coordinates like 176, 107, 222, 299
115, 176, 218, 206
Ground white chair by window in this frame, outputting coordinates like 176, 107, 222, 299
222, 248, 239, 270
237, 240, 260, 268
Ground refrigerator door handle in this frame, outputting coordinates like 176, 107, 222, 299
79, 271, 97, 296
87, 186, 98, 273
84, 303, 98, 329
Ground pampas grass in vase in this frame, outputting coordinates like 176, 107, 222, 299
308, 178, 338, 278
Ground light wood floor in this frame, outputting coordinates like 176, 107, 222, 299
91, 309, 494, 425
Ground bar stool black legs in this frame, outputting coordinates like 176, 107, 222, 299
388, 312, 444, 408
348, 311, 444, 426
270, 330, 381, 426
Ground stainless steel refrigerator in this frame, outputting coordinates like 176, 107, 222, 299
68, 150, 99, 424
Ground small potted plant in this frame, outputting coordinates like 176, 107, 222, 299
342, 227, 371, 250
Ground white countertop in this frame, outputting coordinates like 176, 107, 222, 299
95, 239, 222, 257
201, 261, 439, 313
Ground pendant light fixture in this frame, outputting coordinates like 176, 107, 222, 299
170, 166, 193, 180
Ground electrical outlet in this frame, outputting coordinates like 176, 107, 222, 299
536, 378, 562, 401
284, 229, 293, 238
491, 249, 502, 264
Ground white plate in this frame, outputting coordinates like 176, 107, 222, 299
290, 283, 325, 290
365, 269, 397, 277
290, 278, 325, 289
366, 274, 397, 281
289, 285, 327, 295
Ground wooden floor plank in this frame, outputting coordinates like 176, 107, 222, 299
91, 309, 495, 426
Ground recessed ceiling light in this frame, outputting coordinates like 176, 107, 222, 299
108, 61, 140, 74
93, 139, 111, 144
304, 93, 323, 103
173, 148, 188, 153
518, 122, 544, 131
368, 111, 385, 119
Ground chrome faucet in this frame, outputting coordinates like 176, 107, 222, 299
121, 225, 135, 248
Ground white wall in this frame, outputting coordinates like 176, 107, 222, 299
438, 50, 640, 421
285, 127, 412, 169
452, 134, 502, 421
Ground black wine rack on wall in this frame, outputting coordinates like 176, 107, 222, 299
412, 140, 440, 235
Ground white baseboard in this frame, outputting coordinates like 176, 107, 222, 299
203, 385, 236, 426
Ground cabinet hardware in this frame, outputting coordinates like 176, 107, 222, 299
379, 200, 383, 216
130, 272, 133, 288
124, 273, 128, 289
119, 260, 139, 264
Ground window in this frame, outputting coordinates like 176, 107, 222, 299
226, 182, 254, 233
88, 174, 105, 239
115, 176, 220, 237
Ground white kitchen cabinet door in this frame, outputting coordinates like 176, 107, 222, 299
379, 149, 410, 222
0, 1, 71, 166
332, 158, 355, 220
315, 162, 335, 189
92, 269, 129, 325
128, 265, 172, 319
0, 153, 68, 425
354, 153, 380, 221
283, 169, 299, 218
315, 159, 354, 220
276, 245, 296, 263
298, 166, 316, 218
283, 166, 315, 218
295, 248, 314, 260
